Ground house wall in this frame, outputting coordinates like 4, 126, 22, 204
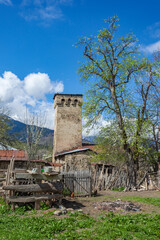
55, 151, 127, 190
0, 160, 50, 171
53, 94, 83, 160
55, 151, 91, 172
0, 161, 27, 170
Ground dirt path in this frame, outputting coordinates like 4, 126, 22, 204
62, 190, 160, 217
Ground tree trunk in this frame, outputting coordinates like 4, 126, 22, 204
125, 152, 137, 191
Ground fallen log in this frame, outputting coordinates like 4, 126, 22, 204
3, 182, 63, 193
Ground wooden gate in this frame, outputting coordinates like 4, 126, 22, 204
62, 170, 92, 197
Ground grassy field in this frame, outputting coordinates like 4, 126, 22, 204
0, 194, 160, 240
121, 196, 160, 207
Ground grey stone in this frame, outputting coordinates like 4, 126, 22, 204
54, 210, 62, 216
77, 209, 83, 212
67, 208, 74, 211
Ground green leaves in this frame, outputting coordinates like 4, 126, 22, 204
77, 15, 160, 188
0, 112, 16, 148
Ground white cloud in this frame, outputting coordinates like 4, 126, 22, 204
82, 116, 110, 137
0, 71, 64, 129
24, 72, 53, 99
142, 41, 160, 53
37, 6, 63, 20
20, 0, 73, 23
53, 81, 64, 93
0, 71, 24, 103
0, 0, 73, 23
146, 22, 160, 39
0, 0, 12, 6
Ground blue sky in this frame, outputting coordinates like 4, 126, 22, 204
0, 0, 160, 130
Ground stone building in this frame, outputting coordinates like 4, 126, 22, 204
52, 93, 94, 171
53, 94, 83, 156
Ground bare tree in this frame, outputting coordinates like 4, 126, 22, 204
25, 109, 46, 161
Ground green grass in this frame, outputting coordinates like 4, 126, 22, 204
121, 196, 160, 207
112, 187, 125, 192
1, 197, 160, 239
0, 211, 160, 239
0, 196, 160, 240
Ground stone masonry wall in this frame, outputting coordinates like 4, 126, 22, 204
53, 94, 83, 159
56, 151, 91, 172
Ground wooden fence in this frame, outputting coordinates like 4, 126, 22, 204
62, 170, 92, 197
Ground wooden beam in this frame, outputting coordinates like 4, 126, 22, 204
15, 173, 61, 181
0, 178, 5, 182
3, 182, 63, 193
14, 169, 27, 173
7, 194, 63, 203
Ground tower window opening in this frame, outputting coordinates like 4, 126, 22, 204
73, 99, 78, 107
67, 98, 71, 107
61, 99, 65, 107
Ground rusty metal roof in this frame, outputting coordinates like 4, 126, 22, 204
0, 150, 28, 160
49, 162, 62, 167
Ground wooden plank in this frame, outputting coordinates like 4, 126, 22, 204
63, 170, 92, 196
5, 157, 15, 187
3, 182, 63, 193
63, 173, 74, 193
7, 194, 63, 203
14, 169, 27, 173
15, 173, 61, 181
35, 200, 40, 210
6, 166, 10, 186
0, 173, 6, 178
0, 178, 5, 182
0, 187, 5, 193
11, 203, 15, 211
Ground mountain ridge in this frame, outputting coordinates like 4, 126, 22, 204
8, 117, 96, 146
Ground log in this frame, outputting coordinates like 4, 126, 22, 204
136, 171, 148, 189
6, 194, 63, 203
3, 182, 63, 193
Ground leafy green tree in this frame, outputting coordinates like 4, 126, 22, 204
77, 16, 160, 190
0, 105, 15, 148
148, 52, 160, 170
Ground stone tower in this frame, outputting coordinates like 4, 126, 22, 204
53, 94, 83, 161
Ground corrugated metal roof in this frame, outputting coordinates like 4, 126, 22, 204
0, 150, 28, 160
55, 145, 96, 157
55, 148, 91, 157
